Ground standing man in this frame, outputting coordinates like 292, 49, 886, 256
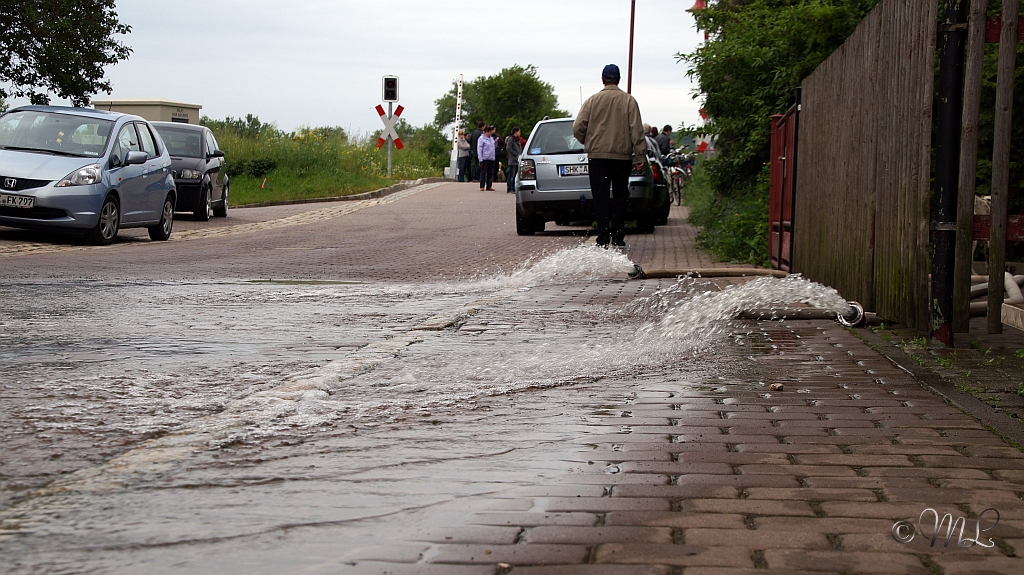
457, 132, 471, 182
469, 121, 485, 182
477, 125, 496, 191
656, 125, 673, 156
573, 64, 646, 248
505, 126, 522, 193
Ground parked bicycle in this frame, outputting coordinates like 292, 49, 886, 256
664, 149, 692, 206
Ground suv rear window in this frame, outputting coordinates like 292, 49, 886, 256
153, 125, 203, 158
527, 121, 585, 156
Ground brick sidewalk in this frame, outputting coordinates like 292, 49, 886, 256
344, 317, 1023, 574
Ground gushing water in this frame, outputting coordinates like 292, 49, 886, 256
632, 273, 851, 342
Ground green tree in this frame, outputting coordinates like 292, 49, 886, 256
433, 65, 568, 138
677, 0, 879, 264
0, 0, 132, 106
681, 0, 879, 194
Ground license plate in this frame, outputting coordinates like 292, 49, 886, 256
559, 164, 588, 177
0, 193, 34, 209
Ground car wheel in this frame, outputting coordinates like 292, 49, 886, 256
194, 186, 212, 221
149, 195, 174, 241
87, 195, 120, 245
516, 210, 532, 235
213, 185, 228, 218
636, 209, 656, 234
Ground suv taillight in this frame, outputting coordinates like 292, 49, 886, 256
630, 161, 646, 177
520, 159, 536, 180
651, 163, 662, 181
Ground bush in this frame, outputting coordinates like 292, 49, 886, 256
685, 162, 769, 266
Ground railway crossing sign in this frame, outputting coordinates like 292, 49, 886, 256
375, 104, 404, 150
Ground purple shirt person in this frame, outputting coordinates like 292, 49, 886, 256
477, 131, 496, 161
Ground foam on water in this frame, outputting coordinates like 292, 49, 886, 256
631, 273, 850, 342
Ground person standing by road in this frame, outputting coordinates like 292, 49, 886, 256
505, 126, 522, 193
573, 64, 646, 248
655, 125, 673, 156
469, 121, 485, 182
477, 125, 496, 191
457, 132, 471, 182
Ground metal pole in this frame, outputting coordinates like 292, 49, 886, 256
387, 101, 393, 178
931, 0, 968, 347
954, 0, 989, 332
628, 0, 635, 94
988, 0, 1019, 333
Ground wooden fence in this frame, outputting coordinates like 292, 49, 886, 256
792, 0, 937, 330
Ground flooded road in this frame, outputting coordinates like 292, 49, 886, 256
0, 241, 851, 573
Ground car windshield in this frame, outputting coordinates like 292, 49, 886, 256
153, 126, 203, 158
0, 110, 114, 158
527, 121, 585, 156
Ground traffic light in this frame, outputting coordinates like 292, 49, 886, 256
383, 76, 399, 102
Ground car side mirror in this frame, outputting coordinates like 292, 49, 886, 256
124, 151, 148, 165
208, 150, 224, 158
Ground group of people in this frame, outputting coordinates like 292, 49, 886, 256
456, 122, 525, 193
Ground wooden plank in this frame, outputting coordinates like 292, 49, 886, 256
955, 0, 989, 332
989, 0, 1019, 333
1003, 303, 1024, 332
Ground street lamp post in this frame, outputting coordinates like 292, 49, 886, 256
628, 0, 636, 94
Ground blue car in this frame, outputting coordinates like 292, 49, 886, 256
0, 106, 176, 244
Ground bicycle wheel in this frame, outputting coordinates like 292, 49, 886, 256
671, 177, 682, 206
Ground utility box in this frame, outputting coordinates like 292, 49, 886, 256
91, 99, 202, 124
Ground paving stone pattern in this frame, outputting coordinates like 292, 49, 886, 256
344, 316, 1024, 574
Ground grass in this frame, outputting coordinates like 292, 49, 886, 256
204, 120, 445, 206
220, 133, 442, 206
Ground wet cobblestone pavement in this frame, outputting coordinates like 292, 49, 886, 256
1, 183, 1023, 574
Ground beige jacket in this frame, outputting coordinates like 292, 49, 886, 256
573, 84, 646, 161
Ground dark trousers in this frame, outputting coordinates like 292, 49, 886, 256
470, 154, 479, 181
506, 163, 518, 192
480, 159, 495, 189
588, 158, 631, 241
457, 156, 469, 182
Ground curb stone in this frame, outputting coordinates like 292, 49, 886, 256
235, 177, 450, 209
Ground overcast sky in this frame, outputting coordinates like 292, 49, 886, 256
16, 0, 706, 135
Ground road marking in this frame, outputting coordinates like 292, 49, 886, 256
0, 182, 445, 258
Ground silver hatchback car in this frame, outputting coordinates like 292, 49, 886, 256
0, 106, 176, 244
514, 117, 656, 235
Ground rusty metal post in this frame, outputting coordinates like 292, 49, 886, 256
932, 0, 969, 346
954, 0, 988, 332
988, 0, 1020, 333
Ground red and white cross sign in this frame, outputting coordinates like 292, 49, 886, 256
375, 104, 404, 150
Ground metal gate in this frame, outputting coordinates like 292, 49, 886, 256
768, 101, 799, 272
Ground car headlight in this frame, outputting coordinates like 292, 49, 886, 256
55, 165, 102, 187
178, 169, 203, 180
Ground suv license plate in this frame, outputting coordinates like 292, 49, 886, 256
0, 193, 34, 209
559, 164, 588, 177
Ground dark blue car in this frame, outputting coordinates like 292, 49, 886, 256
0, 106, 176, 244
